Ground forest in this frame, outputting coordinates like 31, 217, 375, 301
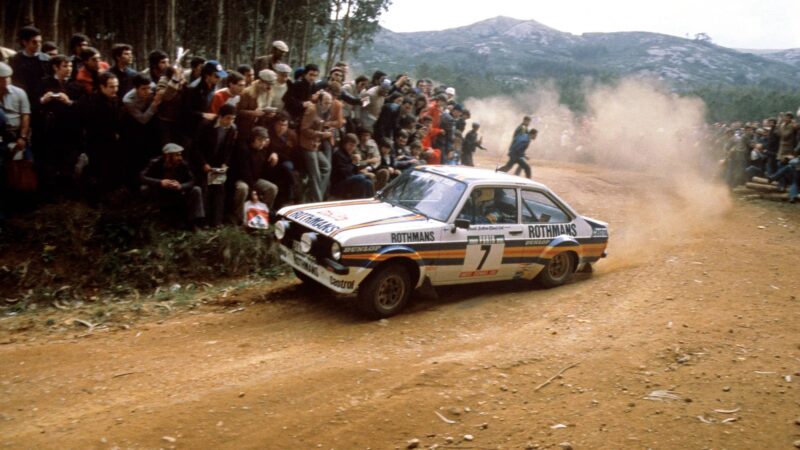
1, 0, 391, 73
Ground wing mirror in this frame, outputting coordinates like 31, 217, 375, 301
452, 218, 471, 233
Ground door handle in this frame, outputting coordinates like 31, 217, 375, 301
509, 230, 523, 235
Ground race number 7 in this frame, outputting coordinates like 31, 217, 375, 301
464, 240, 504, 271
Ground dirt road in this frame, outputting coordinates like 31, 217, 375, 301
1, 161, 799, 449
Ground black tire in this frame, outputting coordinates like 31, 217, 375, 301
536, 251, 576, 288
357, 264, 412, 319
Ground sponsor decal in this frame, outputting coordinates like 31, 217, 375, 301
525, 239, 550, 246
343, 245, 382, 254
527, 223, 578, 238
293, 252, 319, 276
329, 277, 355, 290
317, 209, 348, 221
459, 270, 498, 278
467, 235, 505, 245
391, 231, 435, 243
592, 228, 609, 238
288, 211, 341, 234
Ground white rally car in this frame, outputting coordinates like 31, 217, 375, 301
275, 166, 609, 318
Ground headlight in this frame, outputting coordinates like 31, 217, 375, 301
300, 232, 317, 253
275, 220, 289, 239
331, 241, 342, 260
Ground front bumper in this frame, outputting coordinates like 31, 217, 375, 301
279, 244, 359, 294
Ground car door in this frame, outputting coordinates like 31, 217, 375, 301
516, 188, 577, 279
434, 186, 526, 284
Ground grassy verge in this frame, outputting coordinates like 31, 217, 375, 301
0, 200, 285, 317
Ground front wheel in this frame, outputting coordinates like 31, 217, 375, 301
536, 252, 575, 288
357, 264, 412, 319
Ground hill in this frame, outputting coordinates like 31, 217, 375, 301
357, 16, 800, 90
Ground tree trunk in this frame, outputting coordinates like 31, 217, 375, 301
166, 0, 176, 55
338, 0, 353, 62
251, 0, 261, 63
265, 0, 277, 51
51, 0, 61, 47
25, 0, 34, 25
324, 0, 342, 73
154, 0, 161, 50
300, 0, 312, 66
216, 0, 225, 61
286, 13, 297, 67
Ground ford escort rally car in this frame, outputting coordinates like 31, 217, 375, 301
274, 165, 609, 318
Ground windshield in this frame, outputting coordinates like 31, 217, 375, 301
380, 169, 466, 222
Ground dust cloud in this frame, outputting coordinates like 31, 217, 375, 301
464, 78, 732, 267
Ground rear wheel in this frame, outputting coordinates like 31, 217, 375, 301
536, 252, 575, 288
357, 264, 412, 319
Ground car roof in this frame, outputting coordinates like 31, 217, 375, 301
416, 165, 550, 190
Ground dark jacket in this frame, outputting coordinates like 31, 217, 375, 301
463, 129, 481, 154
80, 93, 121, 159
108, 65, 139, 100
182, 78, 215, 134
9, 51, 50, 109
331, 148, 358, 185
508, 133, 532, 157
282, 78, 313, 121
190, 121, 237, 178
229, 141, 268, 188
140, 156, 195, 192
373, 102, 401, 143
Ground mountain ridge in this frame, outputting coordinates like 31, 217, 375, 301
359, 16, 800, 89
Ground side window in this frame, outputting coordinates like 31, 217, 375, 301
457, 187, 518, 224
521, 190, 571, 224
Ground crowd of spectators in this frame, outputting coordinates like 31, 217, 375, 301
0, 26, 485, 230
716, 112, 800, 203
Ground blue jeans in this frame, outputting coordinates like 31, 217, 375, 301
771, 163, 799, 201
301, 149, 331, 203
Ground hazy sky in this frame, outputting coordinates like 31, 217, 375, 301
379, 0, 800, 50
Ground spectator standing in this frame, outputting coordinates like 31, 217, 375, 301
270, 63, 292, 113
182, 60, 227, 140
67, 33, 90, 80
209, 70, 245, 114
191, 103, 238, 227
109, 43, 137, 100
237, 64, 254, 87
765, 118, 780, 175
80, 72, 122, 201
254, 40, 289, 73
266, 113, 301, 207
121, 74, 163, 186
237, 69, 276, 145
39, 55, 80, 195
777, 113, 798, 159
298, 91, 335, 202
144, 50, 169, 84
74, 47, 109, 96
283, 63, 320, 124
9, 26, 49, 111
360, 79, 390, 130
461, 122, 485, 167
